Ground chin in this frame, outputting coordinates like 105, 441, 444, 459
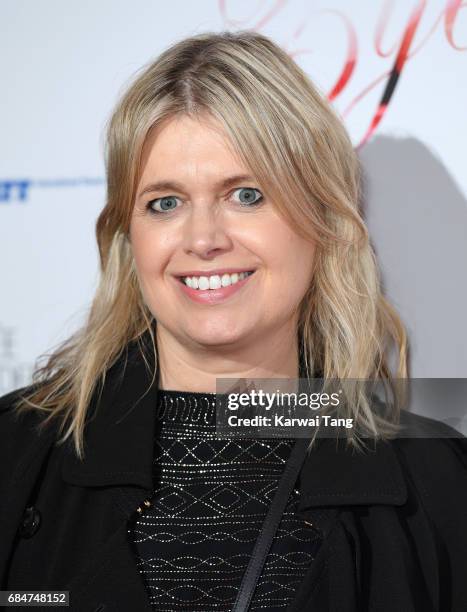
184, 320, 249, 348
190, 331, 245, 348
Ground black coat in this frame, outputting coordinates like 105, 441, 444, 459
1, 342, 467, 612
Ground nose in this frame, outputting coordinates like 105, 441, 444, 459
182, 204, 232, 259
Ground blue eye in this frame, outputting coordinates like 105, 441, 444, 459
146, 195, 180, 214
145, 187, 263, 216
232, 187, 263, 206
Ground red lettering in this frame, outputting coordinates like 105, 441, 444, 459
445, 0, 467, 50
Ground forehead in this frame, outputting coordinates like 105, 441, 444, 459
139, 114, 247, 181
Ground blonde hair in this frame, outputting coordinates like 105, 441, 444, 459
13, 30, 408, 459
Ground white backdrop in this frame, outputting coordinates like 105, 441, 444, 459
1, 1, 466, 403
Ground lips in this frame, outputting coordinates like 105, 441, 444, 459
175, 267, 256, 280
178, 270, 255, 290
174, 269, 256, 304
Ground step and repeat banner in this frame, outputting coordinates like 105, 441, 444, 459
1, 1, 466, 421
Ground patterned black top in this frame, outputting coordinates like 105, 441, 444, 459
127, 389, 322, 611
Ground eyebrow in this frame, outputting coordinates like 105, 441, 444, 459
138, 174, 257, 199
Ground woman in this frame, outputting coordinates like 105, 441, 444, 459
1, 30, 466, 612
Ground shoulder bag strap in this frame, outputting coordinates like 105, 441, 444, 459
232, 436, 311, 612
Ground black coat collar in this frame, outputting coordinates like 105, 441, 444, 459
61, 334, 408, 507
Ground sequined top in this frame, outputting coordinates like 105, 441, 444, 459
127, 390, 322, 611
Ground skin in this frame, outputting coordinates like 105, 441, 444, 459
129, 113, 316, 392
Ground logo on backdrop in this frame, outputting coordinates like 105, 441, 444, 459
0, 324, 34, 394
0, 177, 104, 203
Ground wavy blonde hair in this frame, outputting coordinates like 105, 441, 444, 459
13, 30, 408, 459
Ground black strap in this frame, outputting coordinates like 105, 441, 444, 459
232, 437, 311, 612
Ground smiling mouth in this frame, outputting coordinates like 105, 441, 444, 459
177, 270, 255, 291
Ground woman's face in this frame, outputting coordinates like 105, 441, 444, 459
129, 114, 316, 351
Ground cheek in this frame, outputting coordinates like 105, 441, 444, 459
266, 226, 316, 288
129, 222, 166, 276
279, 259, 314, 302
129, 225, 170, 314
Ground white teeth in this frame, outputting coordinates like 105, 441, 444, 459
209, 275, 222, 289
198, 276, 209, 290
182, 271, 254, 290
